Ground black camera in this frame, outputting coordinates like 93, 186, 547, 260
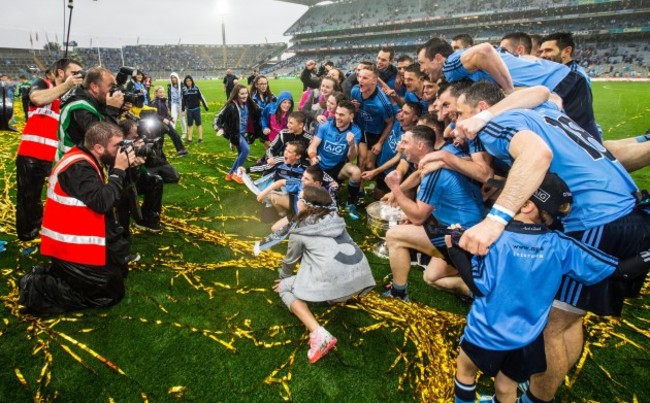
72, 69, 86, 79
119, 138, 158, 159
110, 66, 145, 108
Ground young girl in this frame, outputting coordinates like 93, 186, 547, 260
150, 86, 189, 156
323, 92, 345, 123
272, 185, 376, 364
217, 83, 262, 184
250, 75, 277, 110
126, 70, 149, 106
181, 75, 209, 143
262, 91, 294, 144
299, 76, 339, 133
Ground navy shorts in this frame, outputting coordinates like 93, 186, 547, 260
556, 210, 650, 316
361, 132, 381, 148
424, 223, 452, 263
460, 331, 547, 383
288, 193, 299, 218
186, 107, 202, 126
323, 161, 346, 182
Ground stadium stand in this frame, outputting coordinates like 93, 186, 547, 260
0, 48, 52, 78
1, 1, 647, 80
1, 43, 286, 80
264, 0, 649, 78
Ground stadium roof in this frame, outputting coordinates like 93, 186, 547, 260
275, 0, 338, 6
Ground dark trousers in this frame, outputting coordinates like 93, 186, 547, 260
22, 98, 29, 121
165, 123, 185, 152
18, 257, 126, 315
16, 155, 52, 241
117, 171, 164, 236
147, 163, 180, 184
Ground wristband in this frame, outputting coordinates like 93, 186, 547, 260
309, 151, 317, 159
475, 110, 495, 123
487, 204, 515, 226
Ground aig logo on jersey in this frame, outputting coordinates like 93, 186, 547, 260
387, 131, 400, 151
323, 140, 346, 155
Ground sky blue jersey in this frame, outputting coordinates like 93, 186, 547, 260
472, 104, 637, 232
464, 221, 617, 350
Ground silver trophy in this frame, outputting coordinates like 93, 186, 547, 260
366, 201, 404, 258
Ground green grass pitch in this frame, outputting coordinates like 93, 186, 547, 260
0, 79, 648, 402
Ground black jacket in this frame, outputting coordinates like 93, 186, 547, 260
60, 86, 121, 147
182, 75, 208, 111
300, 68, 320, 91
151, 97, 172, 121
217, 101, 262, 146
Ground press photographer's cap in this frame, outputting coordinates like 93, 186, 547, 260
530, 172, 573, 217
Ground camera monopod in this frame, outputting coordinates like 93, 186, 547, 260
64, 0, 74, 58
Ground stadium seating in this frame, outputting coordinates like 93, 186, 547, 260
265, 0, 648, 79
0, 43, 286, 80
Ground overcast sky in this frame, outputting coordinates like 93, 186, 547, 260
1, 0, 309, 49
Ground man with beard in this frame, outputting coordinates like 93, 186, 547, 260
57, 67, 125, 160
18, 122, 135, 315
539, 32, 590, 83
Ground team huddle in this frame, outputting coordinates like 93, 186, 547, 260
10, 28, 650, 402
220, 32, 650, 402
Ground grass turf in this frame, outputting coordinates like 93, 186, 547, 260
0, 79, 648, 402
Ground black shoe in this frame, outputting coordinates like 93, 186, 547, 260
127, 253, 141, 263
134, 221, 163, 233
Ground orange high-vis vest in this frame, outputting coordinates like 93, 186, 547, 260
40, 147, 106, 266
17, 80, 60, 162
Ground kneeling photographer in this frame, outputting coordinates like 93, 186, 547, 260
130, 107, 181, 183
117, 118, 164, 234
19, 122, 135, 315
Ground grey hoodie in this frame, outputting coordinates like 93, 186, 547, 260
282, 213, 376, 302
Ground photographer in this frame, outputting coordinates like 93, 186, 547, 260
117, 118, 164, 234
57, 67, 126, 160
300, 60, 320, 91
18, 122, 135, 315
15, 58, 83, 245
133, 108, 181, 184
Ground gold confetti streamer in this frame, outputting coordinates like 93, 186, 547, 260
14, 368, 28, 387
0, 117, 647, 401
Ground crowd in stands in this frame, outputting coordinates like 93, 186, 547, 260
31, 43, 286, 80
276, 0, 648, 80
287, 0, 642, 34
